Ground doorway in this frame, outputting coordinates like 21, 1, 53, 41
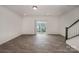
36, 20, 47, 34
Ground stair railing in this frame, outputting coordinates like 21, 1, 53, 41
66, 19, 79, 40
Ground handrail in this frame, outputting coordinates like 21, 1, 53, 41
68, 19, 79, 29
66, 19, 79, 40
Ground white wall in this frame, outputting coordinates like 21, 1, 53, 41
59, 7, 79, 36
22, 16, 59, 34
0, 6, 22, 44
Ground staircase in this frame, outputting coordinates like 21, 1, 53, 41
66, 19, 79, 51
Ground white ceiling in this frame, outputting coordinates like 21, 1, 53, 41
3, 5, 79, 17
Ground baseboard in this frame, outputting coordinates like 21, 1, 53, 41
0, 33, 21, 45
48, 34, 65, 36
22, 34, 36, 36
58, 34, 65, 37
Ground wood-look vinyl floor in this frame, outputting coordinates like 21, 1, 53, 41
0, 34, 78, 53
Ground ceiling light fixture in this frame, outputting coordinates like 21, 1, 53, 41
33, 6, 37, 10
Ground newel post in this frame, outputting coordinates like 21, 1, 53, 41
65, 27, 68, 40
